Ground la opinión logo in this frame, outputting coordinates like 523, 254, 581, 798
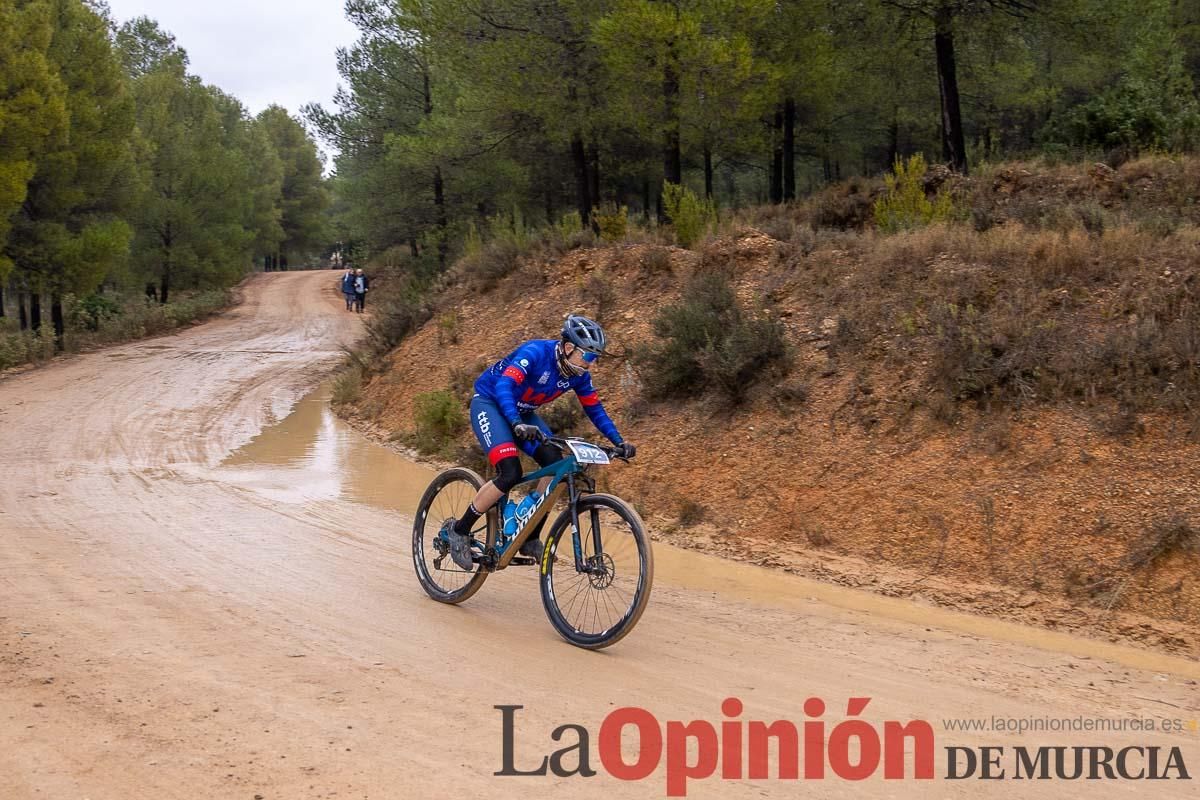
495, 697, 935, 797
495, 699, 1194, 796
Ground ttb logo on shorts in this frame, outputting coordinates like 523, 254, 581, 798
477, 411, 492, 447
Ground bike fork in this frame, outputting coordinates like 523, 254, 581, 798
566, 476, 605, 575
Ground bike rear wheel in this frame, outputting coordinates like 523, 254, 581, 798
412, 467, 494, 604
539, 493, 653, 649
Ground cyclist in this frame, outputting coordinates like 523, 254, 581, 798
442, 315, 635, 570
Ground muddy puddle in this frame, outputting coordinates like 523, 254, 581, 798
221, 384, 1200, 679
221, 383, 436, 512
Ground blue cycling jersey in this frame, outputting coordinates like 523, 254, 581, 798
474, 339, 623, 444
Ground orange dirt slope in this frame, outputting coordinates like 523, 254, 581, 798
350, 231, 1200, 658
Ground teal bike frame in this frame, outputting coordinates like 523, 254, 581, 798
481, 437, 610, 574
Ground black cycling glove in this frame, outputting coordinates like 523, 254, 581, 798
513, 423, 544, 442
612, 442, 636, 459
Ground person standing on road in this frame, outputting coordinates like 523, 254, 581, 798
340, 268, 356, 311
353, 268, 369, 313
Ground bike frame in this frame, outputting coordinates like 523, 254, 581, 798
487, 446, 599, 573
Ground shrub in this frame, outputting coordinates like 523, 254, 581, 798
458, 238, 523, 291
757, 213, 797, 242
74, 293, 121, 331
0, 328, 55, 370
636, 270, 789, 405
662, 181, 715, 249
873, 153, 956, 233
0, 289, 231, 371
557, 210, 584, 240
437, 311, 459, 345
582, 272, 616, 322
813, 187, 875, 231
926, 300, 1051, 407
592, 203, 628, 242
1073, 202, 1111, 235
332, 367, 364, 406
448, 359, 486, 404
413, 389, 466, 455
566, 227, 597, 250
642, 246, 673, 273
544, 211, 597, 254
702, 314, 788, 405
1124, 513, 1199, 571
364, 285, 431, 357
1045, 71, 1200, 155
677, 498, 706, 527
637, 272, 735, 399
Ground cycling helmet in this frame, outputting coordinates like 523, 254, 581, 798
557, 314, 607, 377
561, 314, 607, 353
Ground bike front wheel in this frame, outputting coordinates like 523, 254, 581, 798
412, 467, 494, 604
539, 493, 653, 649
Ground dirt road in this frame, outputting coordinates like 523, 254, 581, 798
1, 271, 1197, 799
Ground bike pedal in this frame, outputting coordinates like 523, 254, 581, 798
509, 556, 537, 566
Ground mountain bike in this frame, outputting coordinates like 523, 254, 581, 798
411, 436, 653, 649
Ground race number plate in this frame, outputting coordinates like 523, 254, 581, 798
566, 439, 610, 465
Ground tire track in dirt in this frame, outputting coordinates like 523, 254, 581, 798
0, 271, 1196, 799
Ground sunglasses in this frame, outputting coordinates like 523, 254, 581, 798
582, 350, 600, 364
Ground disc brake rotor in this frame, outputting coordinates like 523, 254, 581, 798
586, 553, 616, 589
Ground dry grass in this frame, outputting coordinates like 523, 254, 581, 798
711, 159, 1200, 430
811, 220, 1200, 427
1124, 514, 1200, 571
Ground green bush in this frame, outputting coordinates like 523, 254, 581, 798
703, 315, 788, 404
363, 280, 432, 357
1044, 65, 1200, 156
873, 153, 956, 233
0, 289, 230, 371
437, 311, 459, 345
557, 210, 584, 239
636, 270, 789, 405
458, 238, 523, 291
592, 203, 628, 242
926, 300, 1053, 409
0, 328, 55, 370
332, 367, 363, 406
662, 181, 715, 249
413, 389, 466, 455
74, 293, 122, 331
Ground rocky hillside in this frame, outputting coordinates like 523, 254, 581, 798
343, 156, 1200, 657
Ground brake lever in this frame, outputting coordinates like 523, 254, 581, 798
605, 449, 631, 464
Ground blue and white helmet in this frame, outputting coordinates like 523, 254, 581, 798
557, 314, 607, 376
561, 314, 607, 354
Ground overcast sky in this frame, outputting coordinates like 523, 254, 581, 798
104, 1, 359, 119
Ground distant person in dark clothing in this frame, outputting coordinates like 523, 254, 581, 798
340, 268, 355, 311
354, 268, 369, 313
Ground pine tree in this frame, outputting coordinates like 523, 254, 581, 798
257, 106, 328, 266
0, 0, 68, 318
4, 0, 136, 340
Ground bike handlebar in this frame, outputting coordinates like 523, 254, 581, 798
543, 435, 631, 463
